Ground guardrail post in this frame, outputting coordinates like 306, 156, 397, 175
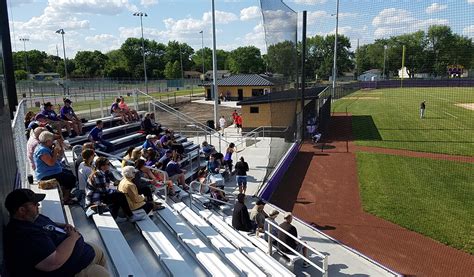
268, 223, 273, 255
99, 90, 104, 118
218, 132, 222, 153
323, 255, 328, 277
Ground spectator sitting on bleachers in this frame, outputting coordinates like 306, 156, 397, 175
278, 212, 309, 268
86, 157, 145, 222
200, 141, 216, 159
24, 111, 36, 129
232, 193, 254, 232
74, 142, 95, 177
4, 189, 110, 277
27, 126, 46, 171
119, 166, 164, 214
145, 148, 159, 167
141, 113, 162, 135
250, 200, 268, 233
210, 185, 228, 204
42, 102, 74, 137
60, 98, 83, 136
142, 134, 159, 152
165, 153, 188, 190
110, 98, 131, 124
167, 129, 185, 155
190, 168, 212, 194
264, 210, 279, 241
34, 131, 77, 205
131, 147, 143, 162
88, 120, 114, 152
121, 146, 136, 168
207, 153, 221, 174
134, 159, 176, 197
118, 96, 139, 121
158, 149, 173, 170
78, 149, 95, 192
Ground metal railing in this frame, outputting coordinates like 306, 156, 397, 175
11, 99, 29, 188
266, 219, 329, 277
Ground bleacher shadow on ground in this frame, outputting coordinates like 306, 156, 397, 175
269, 151, 314, 212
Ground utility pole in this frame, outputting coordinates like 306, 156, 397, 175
200, 30, 205, 79
55, 29, 68, 95
301, 11, 307, 140
383, 45, 387, 79
211, 0, 219, 131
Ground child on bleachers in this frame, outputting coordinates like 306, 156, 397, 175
118, 96, 139, 121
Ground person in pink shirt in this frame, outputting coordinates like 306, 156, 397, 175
118, 96, 139, 121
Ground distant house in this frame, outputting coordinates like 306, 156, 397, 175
202, 74, 274, 101
205, 70, 230, 81
358, 69, 382, 81
183, 70, 202, 79
31, 72, 61, 81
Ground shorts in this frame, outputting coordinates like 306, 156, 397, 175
236, 176, 247, 188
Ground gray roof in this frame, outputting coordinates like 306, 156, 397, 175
203, 74, 274, 87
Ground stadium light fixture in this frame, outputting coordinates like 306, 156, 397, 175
133, 12, 148, 93
19, 37, 29, 72
55, 28, 68, 95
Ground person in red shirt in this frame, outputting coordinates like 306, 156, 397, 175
232, 110, 238, 126
235, 114, 243, 134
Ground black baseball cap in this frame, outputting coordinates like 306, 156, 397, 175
5, 189, 45, 214
44, 102, 53, 107
63, 98, 72, 104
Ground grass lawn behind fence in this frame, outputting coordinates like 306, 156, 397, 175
332, 87, 474, 156
356, 152, 474, 254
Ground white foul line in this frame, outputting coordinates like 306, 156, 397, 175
444, 111, 458, 119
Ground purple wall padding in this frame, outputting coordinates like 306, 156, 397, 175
259, 142, 300, 201
360, 79, 474, 89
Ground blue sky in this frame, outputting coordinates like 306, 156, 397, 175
7, 0, 474, 58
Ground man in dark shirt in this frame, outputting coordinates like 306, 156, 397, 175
420, 100, 426, 119
278, 212, 309, 267
4, 189, 110, 276
232, 193, 253, 232
42, 102, 73, 137
88, 120, 114, 152
60, 98, 83, 136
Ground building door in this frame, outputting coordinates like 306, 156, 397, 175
238, 89, 243, 101
206, 88, 212, 100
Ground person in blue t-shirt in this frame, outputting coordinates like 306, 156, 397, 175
142, 134, 159, 152
165, 154, 188, 189
88, 120, 114, 152
60, 98, 83, 136
42, 102, 73, 137
4, 189, 110, 277
34, 131, 76, 204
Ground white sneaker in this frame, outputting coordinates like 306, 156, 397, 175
115, 216, 128, 223
129, 213, 146, 222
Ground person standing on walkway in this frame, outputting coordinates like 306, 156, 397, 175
235, 156, 249, 194
224, 143, 236, 174
235, 114, 243, 134
232, 110, 238, 127
219, 115, 226, 133
420, 100, 426, 119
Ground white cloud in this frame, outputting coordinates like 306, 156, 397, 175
202, 11, 238, 24
240, 6, 260, 21
51, 0, 137, 16
426, 3, 447, 14
468, 0, 474, 4
293, 0, 327, 5
463, 25, 474, 38
372, 8, 448, 38
141, 0, 158, 7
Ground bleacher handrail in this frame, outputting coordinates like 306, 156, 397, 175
265, 218, 329, 277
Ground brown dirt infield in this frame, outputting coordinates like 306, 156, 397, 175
455, 103, 474, 111
271, 113, 474, 277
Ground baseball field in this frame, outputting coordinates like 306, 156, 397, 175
332, 87, 474, 254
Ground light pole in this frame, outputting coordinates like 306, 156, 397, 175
19, 37, 29, 72
211, 0, 219, 133
383, 45, 387, 79
55, 29, 68, 95
55, 29, 68, 81
179, 42, 184, 80
331, 0, 339, 99
200, 30, 205, 78
133, 11, 148, 93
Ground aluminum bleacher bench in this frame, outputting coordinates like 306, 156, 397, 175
155, 203, 237, 276
171, 202, 265, 276
68, 122, 141, 145
30, 184, 66, 224
109, 133, 145, 145
92, 212, 146, 277
198, 209, 296, 277
134, 213, 196, 276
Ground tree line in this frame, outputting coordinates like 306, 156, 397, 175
13, 25, 473, 81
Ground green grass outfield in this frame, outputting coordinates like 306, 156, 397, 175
332, 87, 474, 156
356, 152, 474, 254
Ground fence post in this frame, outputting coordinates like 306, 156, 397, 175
267, 223, 273, 254
99, 90, 104, 118
323, 255, 328, 277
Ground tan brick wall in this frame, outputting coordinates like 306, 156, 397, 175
241, 101, 302, 129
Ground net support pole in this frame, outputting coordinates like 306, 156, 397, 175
401, 45, 406, 88
301, 11, 307, 140
211, 0, 219, 133
332, 0, 340, 100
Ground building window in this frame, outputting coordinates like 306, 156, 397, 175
252, 89, 264, 96
250, 107, 259, 113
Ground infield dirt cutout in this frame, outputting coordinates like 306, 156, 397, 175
455, 103, 474, 110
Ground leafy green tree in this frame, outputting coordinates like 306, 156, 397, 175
14, 70, 28, 80
228, 46, 264, 74
104, 49, 131, 78
192, 47, 212, 72
266, 41, 297, 77
165, 41, 194, 71
73, 50, 108, 77
164, 61, 181, 79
